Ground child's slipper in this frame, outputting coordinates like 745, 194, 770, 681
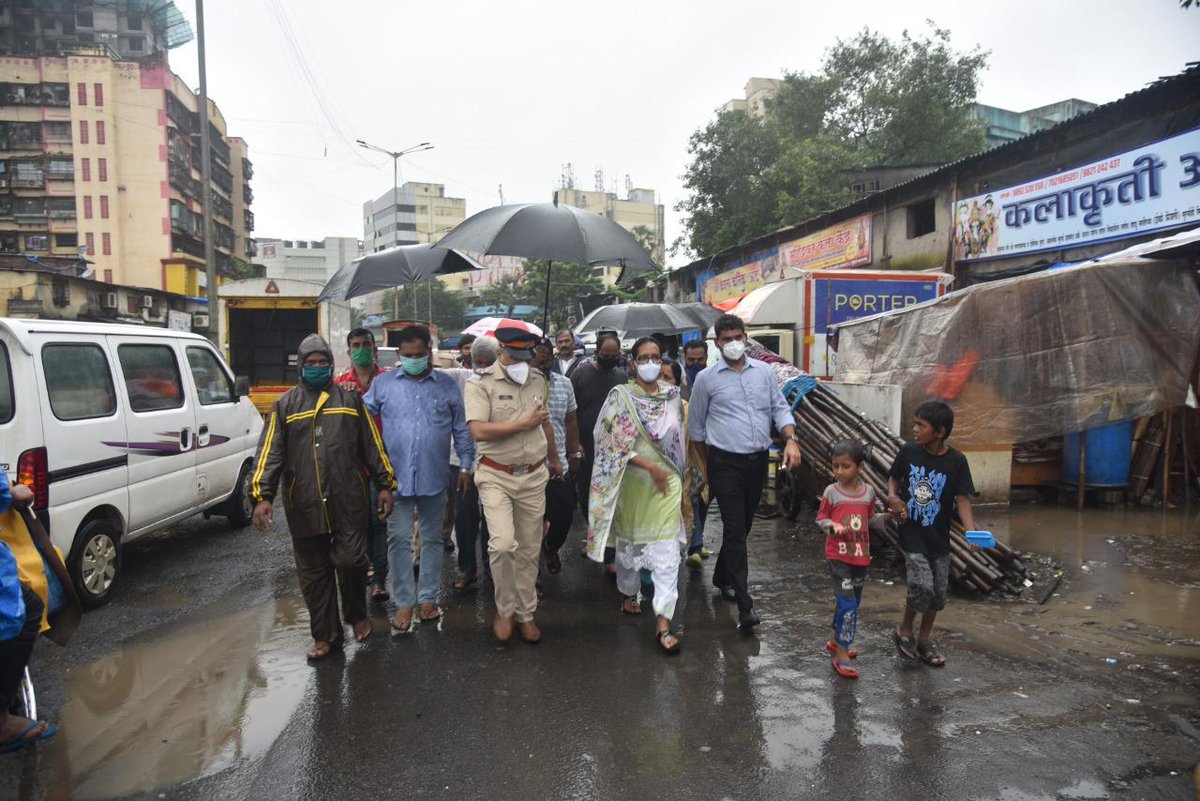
831, 658, 859, 679
825, 640, 858, 659
892, 629, 918, 660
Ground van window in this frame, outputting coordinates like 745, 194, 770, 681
0, 342, 13, 424
118, 344, 184, 412
186, 346, 233, 405
43, 344, 117, 420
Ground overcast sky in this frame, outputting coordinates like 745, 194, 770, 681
170, 0, 1198, 266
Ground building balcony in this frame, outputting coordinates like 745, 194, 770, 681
243, 185, 253, 204
243, 210, 254, 232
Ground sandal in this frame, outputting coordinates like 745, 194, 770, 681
620, 595, 641, 615
419, 603, 441, 622
917, 641, 946, 667
453, 571, 478, 591
370, 585, 390, 602
825, 640, 859, 659
831, 658, 860, 679
656, 627, 681, 655
390, 608, 413, 637
893, 629, 918, 660
353, 619, 373, 643
0, 720, 58, 753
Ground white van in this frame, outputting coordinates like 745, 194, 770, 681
0, 318, 264, 608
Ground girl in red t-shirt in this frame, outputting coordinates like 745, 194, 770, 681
816, 440, 890, 679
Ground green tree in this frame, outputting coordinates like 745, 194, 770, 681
380, 280, 468, 334
677, 23, 988, 257
477, 260, 604, 331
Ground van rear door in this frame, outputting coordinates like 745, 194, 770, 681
108, 335, 199, 533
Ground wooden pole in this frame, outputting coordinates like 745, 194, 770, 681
1162, 410, 1173, 504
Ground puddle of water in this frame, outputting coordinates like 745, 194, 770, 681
41, 595, 314, 800
950, 504, 1200, 662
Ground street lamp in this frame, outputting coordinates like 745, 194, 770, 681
356, 139, 434, 319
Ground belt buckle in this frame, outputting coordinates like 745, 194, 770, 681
512, 463, 530, 476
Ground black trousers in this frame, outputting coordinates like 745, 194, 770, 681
574, 449, 594, 523
365, 479, 389, 586
1, 585, 42, 714
455, 481, 490, 576
709, 447, 769, 613
292, 530, 368, 646
543, 472, 576, 555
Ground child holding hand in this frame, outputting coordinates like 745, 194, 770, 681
816, 439, 890, 679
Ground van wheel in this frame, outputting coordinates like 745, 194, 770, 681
224, 464, 254, 528
68, 520, 121, 609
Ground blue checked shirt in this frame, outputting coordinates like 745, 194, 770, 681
545, 371, 577, 466
364, 369, 475, 496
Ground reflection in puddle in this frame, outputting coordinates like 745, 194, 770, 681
45, 596, 312, 800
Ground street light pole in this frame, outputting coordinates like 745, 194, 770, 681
356, 139, 433, 322
196, 0, 218, 345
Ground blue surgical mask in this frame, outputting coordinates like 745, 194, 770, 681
400, 355, 429, 376
301, 365, 332, 388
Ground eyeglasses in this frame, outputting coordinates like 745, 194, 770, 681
633, 355, 663, 365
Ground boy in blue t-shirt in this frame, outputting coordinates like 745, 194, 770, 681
885, 400, 977, 667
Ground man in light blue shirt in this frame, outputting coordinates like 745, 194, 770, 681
689, 314, 801, 630
364, 325, 475, 634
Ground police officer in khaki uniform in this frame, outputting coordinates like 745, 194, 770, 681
465, 325, 562, 644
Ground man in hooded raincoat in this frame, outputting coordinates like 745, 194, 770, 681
250, 334, 396, 661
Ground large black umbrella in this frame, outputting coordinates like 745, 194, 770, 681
434, 200, 659, 331
317, 243, 485, 303
575, 302, 721, 337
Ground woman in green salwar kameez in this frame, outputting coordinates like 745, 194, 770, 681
587, 338, 695, 654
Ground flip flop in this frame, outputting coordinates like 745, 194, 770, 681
656, 627, 681, 655
620, 595, 641, 615
917, 641, 946, 667
893, 629, 918, 660
831, 658, 860, 679
825, 640, 859, 659
306, 641, 341, 662
0, 720, 58, 753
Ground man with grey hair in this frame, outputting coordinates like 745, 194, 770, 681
444, 336, 499, 588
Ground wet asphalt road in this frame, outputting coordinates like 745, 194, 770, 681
2, 502, 1199, 801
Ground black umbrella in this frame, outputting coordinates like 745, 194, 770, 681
434, 200, 659, 331
317, 244, 485, 303
575, 302, 721, 337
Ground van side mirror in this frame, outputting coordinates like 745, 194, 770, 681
234, 376, 250, 399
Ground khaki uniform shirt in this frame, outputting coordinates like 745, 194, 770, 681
464, 363, 549, 466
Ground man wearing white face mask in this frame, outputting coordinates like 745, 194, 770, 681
688, 314, 802, 631
465, 324, 561, 644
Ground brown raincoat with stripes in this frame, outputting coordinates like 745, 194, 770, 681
250, 336, 396, 539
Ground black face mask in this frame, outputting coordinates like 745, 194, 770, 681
596, 356, 620, 370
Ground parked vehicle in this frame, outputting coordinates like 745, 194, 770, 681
0, 318, 264, 608
727, 270, 952, 377
217, 278, 352, 415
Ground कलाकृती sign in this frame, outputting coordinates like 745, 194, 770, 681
953, 127, 1200, 262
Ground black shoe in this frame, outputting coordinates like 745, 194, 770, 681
716, 585, 737, 603
543, 548, 562, 575
443, 539, 455, 553
738, 609, 761, 630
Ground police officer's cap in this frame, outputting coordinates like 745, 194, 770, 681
494, 324, 538, 361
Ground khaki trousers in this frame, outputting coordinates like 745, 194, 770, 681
475, 464, 547, 622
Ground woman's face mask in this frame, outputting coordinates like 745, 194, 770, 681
636, 362, 662, 382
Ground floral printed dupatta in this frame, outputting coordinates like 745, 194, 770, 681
586, 382, 696, 561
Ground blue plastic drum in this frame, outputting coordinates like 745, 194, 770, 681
1063, 420, 1133, 488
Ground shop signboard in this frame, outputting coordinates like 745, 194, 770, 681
701, 248, 782, 304
954, 126, 1200, 261
782, 214, 872, 272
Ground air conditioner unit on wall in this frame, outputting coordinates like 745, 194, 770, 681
192, 312, 210, 330
102, 291, 118, 308
141, 294, 154, 309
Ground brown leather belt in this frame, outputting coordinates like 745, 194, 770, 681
479, 455, 545, 476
